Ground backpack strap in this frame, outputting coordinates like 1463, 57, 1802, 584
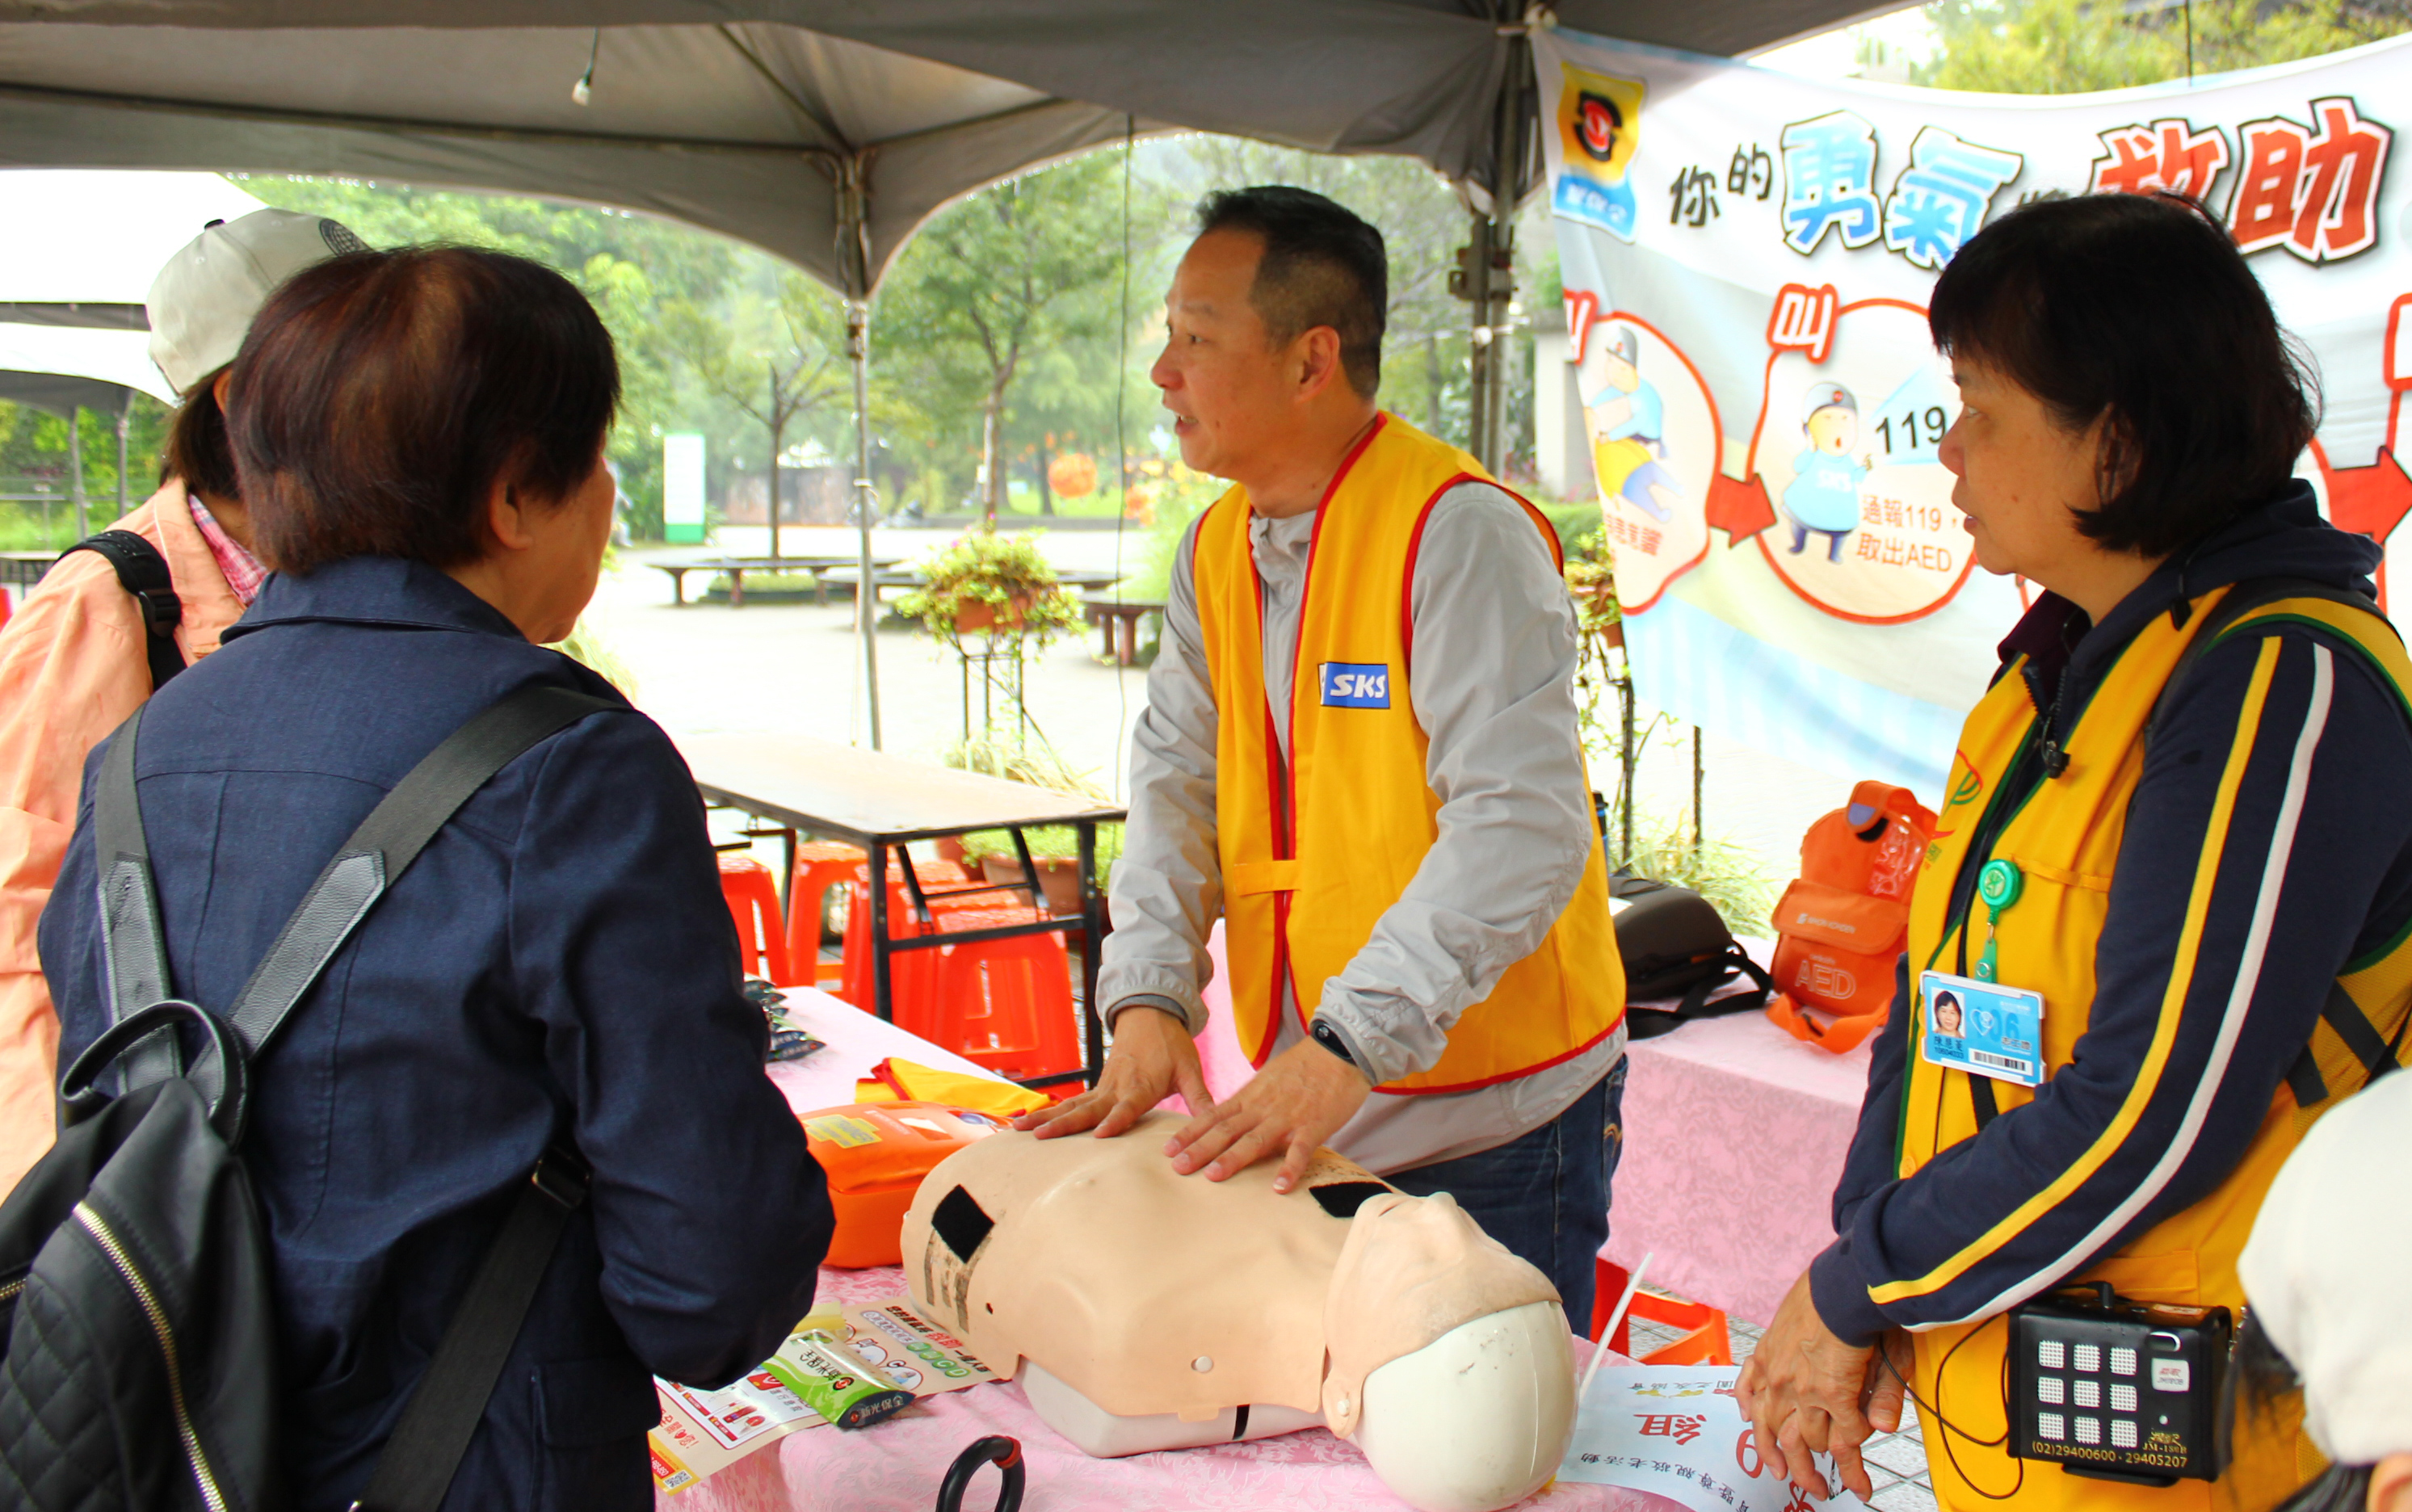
2146, 577, 2409, 1107
63, 530, 186, 692
223, 685, 616, 1058
350, 1148, 591, 1512
99, 685, 617, 1091
95, 705, 179, 1087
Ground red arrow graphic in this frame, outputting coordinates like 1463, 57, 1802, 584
1706, 472, 1776, 544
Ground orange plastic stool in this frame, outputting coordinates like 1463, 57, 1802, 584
1590, 1260, 1734, 1366
834, 860, 978, 1010
786, 842, 867, 989
718, 852, 794, 985
906, 906, 1082, 1082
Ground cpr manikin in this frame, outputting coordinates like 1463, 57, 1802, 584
901, 1113, 1577, 1512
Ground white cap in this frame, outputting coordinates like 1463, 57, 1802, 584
2238, 1070, 2412, 1464
1802, 381, 1857, 426
145, 208, 369, 397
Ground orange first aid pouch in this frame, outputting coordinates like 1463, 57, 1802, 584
797, 1102, 1011, 1268
1766, 781, 1937, 1053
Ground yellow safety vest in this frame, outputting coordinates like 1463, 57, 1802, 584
1897, 586, 2412, 1512
1190, 414, 1625, 1094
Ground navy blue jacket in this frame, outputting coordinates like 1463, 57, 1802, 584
1812, 488, 2412, 1342
40, 557, 831, 1510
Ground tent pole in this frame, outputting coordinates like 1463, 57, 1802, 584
1465, 15, 1532, 476
838, 149, 883, 750
68, 405, 87, 539
849, 296, 881, 750
115, 399, 130, 518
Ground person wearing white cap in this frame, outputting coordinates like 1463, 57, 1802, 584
1781, 380, 1870, 561
0, 207, 362, 1195
2236, 1071, 2412, 1512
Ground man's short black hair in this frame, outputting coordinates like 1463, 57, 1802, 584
1195, 186, 1386, 399
1929, 191, 2317, 558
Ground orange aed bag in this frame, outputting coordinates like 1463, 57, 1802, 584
1764, 781, 1937, 1053
796, 1102, 1011, 1268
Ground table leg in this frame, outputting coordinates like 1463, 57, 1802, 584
729, 569, 746, 608
1097, 612, 1115, 661
1118, 611, 1138, 666
1077, 821, 1103, 1087
669, 569, 687, 607
869, 838, 893, 1022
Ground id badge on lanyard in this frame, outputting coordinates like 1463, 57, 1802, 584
1919, 859, 2045, 1086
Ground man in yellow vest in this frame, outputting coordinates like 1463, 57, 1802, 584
1019, 186, 1628, 1324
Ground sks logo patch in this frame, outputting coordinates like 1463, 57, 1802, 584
1319, 662, 1392, 708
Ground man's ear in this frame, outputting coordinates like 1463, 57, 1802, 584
1293, 326, 1346, 402
2369, 1454, 2412, 1512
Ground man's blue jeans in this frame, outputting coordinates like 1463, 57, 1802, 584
1385, 1055, 1628, 1330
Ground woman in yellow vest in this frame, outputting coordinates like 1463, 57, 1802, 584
1737, 193, 2412, 1512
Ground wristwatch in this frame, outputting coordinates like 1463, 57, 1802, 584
1309, 1018, 1359, 1067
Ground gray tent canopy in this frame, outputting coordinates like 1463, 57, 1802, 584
0, 0, 1898, 742
0, 2, 1895, 295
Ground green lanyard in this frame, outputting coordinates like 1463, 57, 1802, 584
1973, 859, 2024, 982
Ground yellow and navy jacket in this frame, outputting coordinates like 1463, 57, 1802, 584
1813, 487, 2402, 1505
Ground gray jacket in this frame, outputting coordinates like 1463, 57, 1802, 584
1097, 479, 1625, 1173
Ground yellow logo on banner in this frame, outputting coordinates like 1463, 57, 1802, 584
1553, 63, 1646, 240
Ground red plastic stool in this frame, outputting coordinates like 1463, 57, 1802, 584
1590, 1260, 1733, 1365
834, 861, 977, 1009
718, 852, 793, 985
906, 906, 1082, 1082
786, 842, 866, 989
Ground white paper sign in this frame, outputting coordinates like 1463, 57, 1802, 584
1560, 1366, 1872, 1512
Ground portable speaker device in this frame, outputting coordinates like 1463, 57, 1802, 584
2007, 1283, 2231, 1485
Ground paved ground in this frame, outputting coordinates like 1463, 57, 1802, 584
597, 527, 1859, 901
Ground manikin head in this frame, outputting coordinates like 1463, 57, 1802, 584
901, 1114, 1575, 1512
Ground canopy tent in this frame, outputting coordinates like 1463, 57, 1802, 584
0, 1, 1901, 739
0, 170, 263, 531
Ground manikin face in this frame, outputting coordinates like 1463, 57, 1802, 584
1807, 405, 1859, 456
1939, 356, 2115, 583
1149, 229, 1302, 482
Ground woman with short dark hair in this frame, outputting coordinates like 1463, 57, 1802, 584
40, 245, 831, 1510
1736, 192, 2412, 1512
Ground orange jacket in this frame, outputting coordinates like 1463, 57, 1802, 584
0, 481, 243, 1194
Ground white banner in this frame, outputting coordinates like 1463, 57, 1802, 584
1534, 28, 2412, 796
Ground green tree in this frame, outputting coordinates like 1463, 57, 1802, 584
660, 268, 850, 556
1919, 0, 2407, 93
876, 155, 1126, 522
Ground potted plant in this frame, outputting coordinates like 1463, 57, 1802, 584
897, 527, 1081, 645
1564, 530, 1623, 650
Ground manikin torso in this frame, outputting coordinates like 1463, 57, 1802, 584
901, 1114, 1579, 1512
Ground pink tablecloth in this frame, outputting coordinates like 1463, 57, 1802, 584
1603, 953, 1872, 1325
1208, 926, 1872, 1328
664, 1264, 1679, 1512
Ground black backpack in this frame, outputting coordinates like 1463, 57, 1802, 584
0, 684, 610, 1512
1610, 873, 1775, 1040
61, 531, 188, 692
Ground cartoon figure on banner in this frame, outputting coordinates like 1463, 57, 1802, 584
1781, 384, 1869, 562
2299, 289, 2412, 611
1572, 309, 1722, 613
1744, 299, 1973, 624
1553, 65, 1645, 242
1587, 326, 1683, 523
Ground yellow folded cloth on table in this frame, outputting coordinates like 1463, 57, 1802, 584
853, 1056, 1053, 1118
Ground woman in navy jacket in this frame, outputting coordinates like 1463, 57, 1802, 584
40, 246, 831, 1510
